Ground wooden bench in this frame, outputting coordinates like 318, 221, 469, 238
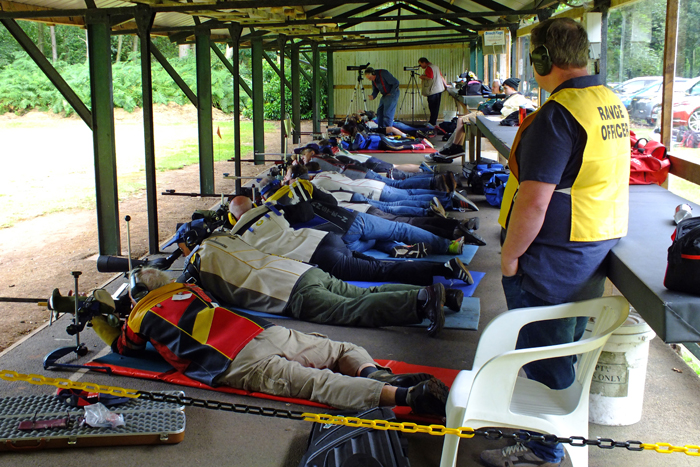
475, 114, 700, 343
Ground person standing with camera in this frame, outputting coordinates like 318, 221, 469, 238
364, 67, 401, 136
418, 58, 447, 127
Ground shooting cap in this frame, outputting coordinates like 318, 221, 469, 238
162, 219, 208, 248
503, 77, 521, 90
364, 67, 375, 75
293, 142, 321, 155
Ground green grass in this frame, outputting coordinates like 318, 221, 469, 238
0, 119, 267, 227
678, 346, 700, 377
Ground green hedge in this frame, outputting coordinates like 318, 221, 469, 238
0, 51, 326, 120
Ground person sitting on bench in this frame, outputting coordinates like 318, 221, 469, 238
436, 78, 536, 158
88, 267, 450, 414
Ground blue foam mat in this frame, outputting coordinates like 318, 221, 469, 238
362, 244, 478, 265
231, 271, 484, 331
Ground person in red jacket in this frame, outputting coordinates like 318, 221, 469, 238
88, 267, 449, 416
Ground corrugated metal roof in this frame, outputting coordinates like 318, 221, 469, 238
0, 0, 555, 45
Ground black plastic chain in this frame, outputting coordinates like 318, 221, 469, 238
137, 390, 306, 420
471, 429, 645, 452
137, 390, 646, 451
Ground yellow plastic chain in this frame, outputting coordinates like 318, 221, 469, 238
301, 413, 476, 438
2, 369, 699, 456
641, 443, 700, 456
0, 369, 140, 398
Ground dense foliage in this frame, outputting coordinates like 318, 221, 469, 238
606, 0, 700, 82
0, 21, 326, 120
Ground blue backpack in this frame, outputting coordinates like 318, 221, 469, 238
466, 162, 506, 195
483, 172, 510, 207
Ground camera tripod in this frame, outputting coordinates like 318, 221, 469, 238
345, 69, 369, 121
398, 70, 427, 125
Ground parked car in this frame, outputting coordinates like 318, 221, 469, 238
673, 78, 700, 132
628, 78, 690, 124
612, 76, 662, 103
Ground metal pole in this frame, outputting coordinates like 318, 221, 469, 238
86, 11, 120, 255
327, 49, 334, 124
252, 36, 265, 163
291, 43, 301, 144
278, 35, 287, 154
135, 5, 158, 254
195, 26, 214, 194
229, 24, 243, 194
312, 42, 321, 135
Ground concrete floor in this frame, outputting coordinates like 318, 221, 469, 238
1, 147, 699, 467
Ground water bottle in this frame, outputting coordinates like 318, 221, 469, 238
674, 204, 692, 224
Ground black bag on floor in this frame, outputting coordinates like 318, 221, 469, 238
664, 217, 700, 295
298, 407, 410, 467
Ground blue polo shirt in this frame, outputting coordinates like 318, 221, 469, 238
514, 75, 620, 303
370, 70, 400, 98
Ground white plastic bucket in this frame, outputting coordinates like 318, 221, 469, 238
586, 309, 656, 426
443, 110, 457, 121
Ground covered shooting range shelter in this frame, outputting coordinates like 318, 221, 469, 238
0, 0, 691, 258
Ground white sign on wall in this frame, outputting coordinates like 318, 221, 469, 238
483, 31, 505, 46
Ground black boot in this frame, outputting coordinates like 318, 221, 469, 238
445, 288, 464, 311
406, 377, 449, 417
419, 284, 446, 337
367, 369, 433, 387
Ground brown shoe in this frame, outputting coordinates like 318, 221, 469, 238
434, 174, 450, 192
444, 172, 458, 192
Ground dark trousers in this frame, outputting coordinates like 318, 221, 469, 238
427, 93, 442, 125
367, 207, 460, 239
309, 233, 446, 286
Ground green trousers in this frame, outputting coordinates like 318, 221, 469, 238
286, 268, 422, 327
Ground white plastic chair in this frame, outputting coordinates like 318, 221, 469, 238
439, 296, 629, 467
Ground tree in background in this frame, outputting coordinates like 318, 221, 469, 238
606, 0, 667, 83
0, 22, 326, 120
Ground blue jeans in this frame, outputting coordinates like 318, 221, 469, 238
350, 193, 430, 216
377, 90, 400, 127
341, 212, 449, 254
365, 170, 433, 190
501, 274, 589, 463
379, 186, 451, 205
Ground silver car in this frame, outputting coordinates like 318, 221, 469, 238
628, 78, 691, 124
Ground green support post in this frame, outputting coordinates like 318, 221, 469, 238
229, 24, 243, 194
135, 6, 159, 254
312, 42, 321, 135
86, 12, 120, 256
477, 43, 484, 81
327, 49, 334, 124
252, 36, 265, 164
291, 44, 301, 144
469, 42, 477, 74
278, 35, 287, 154
509, 25, 518, 79
195, 27, 214, 194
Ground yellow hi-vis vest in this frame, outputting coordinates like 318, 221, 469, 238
498, 85, 630, 242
